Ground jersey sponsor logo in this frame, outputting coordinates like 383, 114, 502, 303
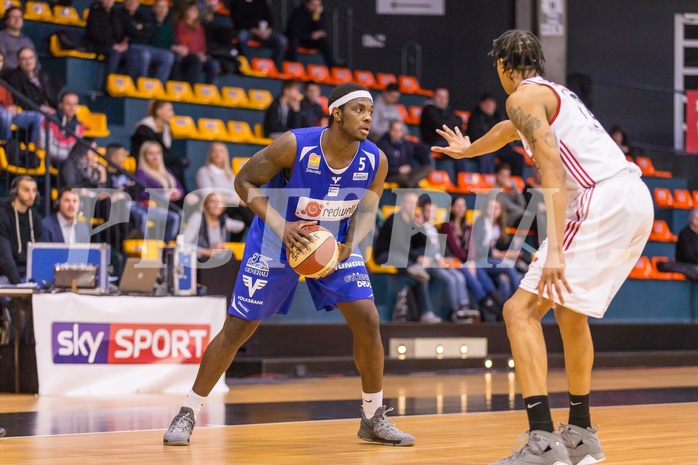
337, 260, 365, 270
242, 275, 268, 297
331, 176, 342, 185
244, 253, 272, 277
237, 295, 263, 306
52, 322, 209, 364
343, 271, 370, 282
353, 172, 369, 181
296, 197, 359, 220
308, 153, 321, 169
328, 186, 339, 197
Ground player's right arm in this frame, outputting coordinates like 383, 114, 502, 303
431, 120, 519, 159
234, 131, 315, 251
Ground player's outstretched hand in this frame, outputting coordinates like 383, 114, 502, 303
283, 220, 317, 254
431, 125, 472, 159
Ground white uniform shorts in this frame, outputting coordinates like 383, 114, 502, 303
519, 171, 654, 318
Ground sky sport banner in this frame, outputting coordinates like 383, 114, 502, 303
33, 293, 228, 395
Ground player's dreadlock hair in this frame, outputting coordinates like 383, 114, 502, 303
328, 82, 371, 127
489, 30, 545, 77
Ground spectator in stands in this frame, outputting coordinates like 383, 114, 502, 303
440, 196, 504, 321
86, 0, 146, 84
183, 191, 244, 260
41, 91, 85, 165
59, 140, 107, 189
370, 83, 408, 142
467, 92, 524, 176
493, 162, 526, 227
41, 187, 91, 244
421, 86, 467, 175
122, 0, 175, 84
610, 125, 631, 156
263, 79, 302, 139
659, 209, 698, 281
0, 52, 44, 144
174, 1, 220, 85
131, 100, 189, 192
374, 191, 441, 323
150, 0, 187, 82
103, 143, 141, 241
0, 175, 43, 280
195, 141, 253, 240
6, 47, 58, 115
522, 167, 546, 247
298, 81, 324, 127
377, 120, 432, 188
134, 140, 182, 242
286, 0, 338, 68
471, 197, 521, 301
0, 7, 37, 72
230, 0, 287, 70
418, 197, 481, 323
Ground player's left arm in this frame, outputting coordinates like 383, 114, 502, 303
506, 88, 571, 306
338, 150, 389, 262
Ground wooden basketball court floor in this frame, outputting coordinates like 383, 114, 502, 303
1, 366, 697, 464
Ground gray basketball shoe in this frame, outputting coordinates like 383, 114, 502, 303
163, 407, 196, 446
489, 430, 572, 465
357, 406, 415, 446
558, 423, 605, 465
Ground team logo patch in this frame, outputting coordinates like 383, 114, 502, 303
245, 253, 272, 277
353, 172, 369, 181
308, 153, 321, 170
242, 275, 268, 297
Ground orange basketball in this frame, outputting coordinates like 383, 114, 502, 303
286, 225, 339, 278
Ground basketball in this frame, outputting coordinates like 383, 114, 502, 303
286, 225, 339, 278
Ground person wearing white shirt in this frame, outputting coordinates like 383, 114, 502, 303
41, 188, 91, 244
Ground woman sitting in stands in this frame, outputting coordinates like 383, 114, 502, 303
471, 196, 522, 302
195, 141, 253, 240
440, 196, 505, 321
174, 1, 220, 85
131, 100, 189, 193
133, 140, 183, 243
183, 191, 244, 261
59, 139, 107, 189
0, 52, 44, 145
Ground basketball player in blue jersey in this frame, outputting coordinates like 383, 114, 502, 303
434, 31, 652, 465
164, 83, 415, 447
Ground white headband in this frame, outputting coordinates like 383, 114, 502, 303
328, 90, 373, 113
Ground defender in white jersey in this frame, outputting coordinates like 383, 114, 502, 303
434, 30, 652, 465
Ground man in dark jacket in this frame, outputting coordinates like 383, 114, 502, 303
263, 79, 301, 138
230, 0, 287, 70
122, 0, 174, 83
419, 86, 466, 176
41, 187, 91, 244
286, 0, 336, 67
86, 0, 146, 82
376, 120, 432, 188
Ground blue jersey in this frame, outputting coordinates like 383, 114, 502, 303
229, 127, 381, 320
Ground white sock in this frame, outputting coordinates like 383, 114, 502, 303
362, 390, 383, 418
182, 389, 207, 420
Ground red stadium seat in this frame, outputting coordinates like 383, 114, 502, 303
398, 75, 434, 96
693, 190, 698, 206
457, 172, 490, 193
330, 67, 353, 85
251, 58, 288, 79
353, 69, 377, 89
426, 170, 457, 192
282, 61, 308, 81
635, 156, 671, 178
375, 72, 397, 90
306, 64, 334, 85
628, 256, 652, 279
649, 220, 677, 242
673, 189, 694, 209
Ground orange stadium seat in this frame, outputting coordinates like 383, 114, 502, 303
306, 64, 334, 85
649, 220, 677, 242
220, 86, 250, 108
236, 56, 267, 77
375, 72, 397, 90
246, 89, 274, 110
635, 156, 671, 178
399, 75, 433, 96
165, 80, 195, 102
330, 67, 353, 85
197, 118, 233, 142
483, 173, 496, 187
136, 77, 166, 99
317, 95, 329, 115
426, 170, 457, 192
457, 172, 490, 193
0, 0, 21, 17
282, 61, 308, 81
653, 188, 674, 208
693, 190, 698, 205
251, 58, 288, 78
408, 106, 423, 125
106, 74, 137, 97
170, 115, 198, 139
194, 83, 222, 105
396, 104, 410, 125
354, 70, 377, 89
651, 256, 685, 280
673, 189, 694, 209
454, 110, 471, 130
628, 256, 652, 279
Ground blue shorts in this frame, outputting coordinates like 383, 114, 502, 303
228, 238, 374, 321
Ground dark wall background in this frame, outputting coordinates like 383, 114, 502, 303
316, 0, 697, 153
